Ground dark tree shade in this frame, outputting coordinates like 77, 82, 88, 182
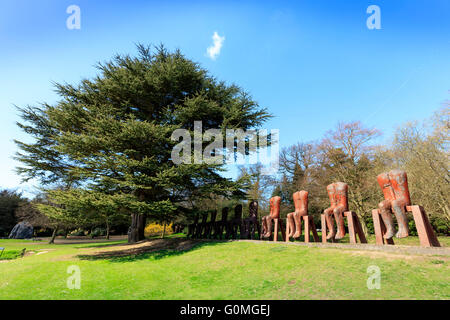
0, 190, 24, 236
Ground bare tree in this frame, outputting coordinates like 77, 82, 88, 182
318, 121, 382, 235
392, 106, 450, 223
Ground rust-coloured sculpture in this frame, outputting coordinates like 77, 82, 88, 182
262, 196, 281, 238
242, 201, 260, 239
377, 170, 410, 239
323, 182, 348, 240
287, 191, 308, 238
373, 170, 440, 247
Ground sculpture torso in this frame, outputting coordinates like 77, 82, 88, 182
293, 191, 308, 214
389, 170, 411, 205
334, 182, 348, 210
326, 183, 338, 208
377, 170, 411, 205
377, 172, 396, 201
270, 196, 281, 219
249, 201, 258, 218
221, 207, 229, 221
234, 204, 243, 220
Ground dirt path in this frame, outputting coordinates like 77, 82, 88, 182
35, 235, 127, 244
72, 238, 200, 261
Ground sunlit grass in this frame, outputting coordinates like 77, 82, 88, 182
0, 236, 448, 300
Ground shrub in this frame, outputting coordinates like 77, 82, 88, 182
35, 228, 53, 237
144, 223, 173, 237
429, 216, 449, 235
91, 228, 106, 238
69, 229, 86, 236
408, 219, 418, 236
364, 218, 375, 234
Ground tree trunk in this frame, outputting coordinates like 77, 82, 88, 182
49, 227, 58, 244
128, 213, 147, 243
138, 214, 146, 240
356, 212, 369, 237
352, 198, 370, 238
106, 220, 110, 240
161, 222, 166, 239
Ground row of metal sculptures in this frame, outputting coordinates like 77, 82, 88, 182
186, 170, 440, 247
186, 202, 261, 240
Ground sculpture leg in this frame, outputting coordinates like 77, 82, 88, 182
228, 221, 234, 239
261, 216, 269, 238
251, 217, 258, 239
242, 220, 249, 239
220, 223, 226, 239
246, 220, 251, 239
230, 223, 235, 239
234, 221, 241, 239
378, 200, 395, 239
324, 208, 336, 240
238, 221, 243, 239
256, 218, 261, 240
333, 206, 346, 240
244, 219, 251, 239
287, 213, 295, 237
261, 216, 267, 238
293, 212, 303, 238
224, 222, 230, 239
392, 200, 409, 238
264, 217, 273, 238
230, 223, 234, 239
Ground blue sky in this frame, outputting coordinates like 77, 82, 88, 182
1, 0, 449, 197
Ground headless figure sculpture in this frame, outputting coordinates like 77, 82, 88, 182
242, 201, 259, 239
213, 207, 229, 239
230, 204, 243, 239
262, 196, 281, 238
377, 169, 410, 239
287, 191, 308, 238
187, 213, 199, 238
324, 182, 348, 240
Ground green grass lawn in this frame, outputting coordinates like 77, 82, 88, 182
0, 236, 448, 300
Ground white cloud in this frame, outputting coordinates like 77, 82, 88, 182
206, 31, 225, 60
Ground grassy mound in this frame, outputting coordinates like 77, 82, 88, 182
0, 249, 23, 260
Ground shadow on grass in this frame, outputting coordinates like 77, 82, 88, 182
74, 233, 187, 249
74, 241, 129, 249
77, 238, 228, 263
